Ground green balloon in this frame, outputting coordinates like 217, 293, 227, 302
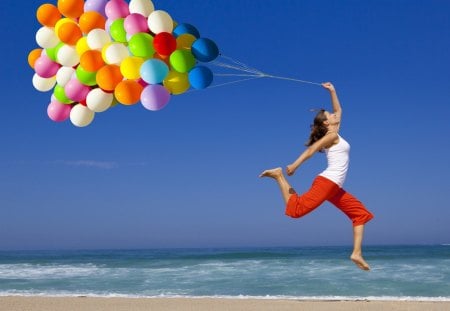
46, 42, 64, 62
128, 33, 154, 58
53, 84, 73, 104
76, 66, 97, 86
170, 50, 196, 73
110, 18, 127, 43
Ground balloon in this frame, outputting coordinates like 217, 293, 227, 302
105, 0, 130, 20
120, 56, 144, 80
141, 84, 170, 111
76, 66, 97, 86
87, 29, 111, 50
46, 42, 64, 62
65, 78, 91, 102
84, 0, 108, 17
191, 38, 219, 62
124, 13, 149, 35
176, 34, 196, 51
169, 50, 196, 73
129, 0, 154, 17
173, 23, 200, 39
70, 104, 95, 127
103, 42, 129, 65
163, 71, 190, 95
56, 66, 76, 86
148, 10, 173, 34
28, 48, 43, 69
56, 45, 80, 67
96, 64, 123, 91
36, 4, 61, 27
57, 0, 84, 19
80, 50, 105, 71
35, 26, 59, 49
128, 33, 154, 58
33, 73, 57, 92
57, 22, 82, 45
109, 18, 127, 43
34, 54, 60, 78
76, 37, 90, 56
86, 88, 113, 112
47, 100, 72, 122
188, 66, 213, 89
53, 84, 73, 104
140, 59, 169, 84
153, 32, 176, 56
79, 11, 106, 34
114, 80, 143, 105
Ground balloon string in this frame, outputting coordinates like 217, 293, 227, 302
260, 74, 323, 86
207, 76, 264, 89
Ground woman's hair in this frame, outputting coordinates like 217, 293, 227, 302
305, 109, 328, 148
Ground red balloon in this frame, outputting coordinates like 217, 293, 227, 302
153, 32, 177, 56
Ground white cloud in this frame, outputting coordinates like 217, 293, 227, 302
58, 160, 119, 170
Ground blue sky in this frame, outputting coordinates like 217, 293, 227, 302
0, 0, 449, 250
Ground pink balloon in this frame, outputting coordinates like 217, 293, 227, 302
124, 13, 149, 35
34, 55, 60, 78
47, 100, 72, 122
141, 84, 170, 111
105, 0, 130, 20
65, 78, 91, 102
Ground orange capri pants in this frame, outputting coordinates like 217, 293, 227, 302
286, 175, 374, 226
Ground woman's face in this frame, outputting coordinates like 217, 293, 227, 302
324, 111, 339, 126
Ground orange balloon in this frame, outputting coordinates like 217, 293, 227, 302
28, 48, 43, 69
36, 3, 62, 27
58, 22, 82, 45
96, 65, 123, 92
79, 11, 106, 34
114, 80, 144, 105
80, 50, 105, 72
57, 0, 84, 19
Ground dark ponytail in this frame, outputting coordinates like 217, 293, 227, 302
305, 109, 328, 149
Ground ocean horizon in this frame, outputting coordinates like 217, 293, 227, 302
1, 245, 449, 301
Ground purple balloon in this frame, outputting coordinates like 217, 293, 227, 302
34, 55, 60, 78
105, 0, 130, 20
47, 100, 72, 122
124, 13, 149, 35
65, 78, 91, 102
84, 0, 109, 17
141, 85, 171, 111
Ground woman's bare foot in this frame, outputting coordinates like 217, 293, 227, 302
351, 253, 370, 271
259, 167, 283, 178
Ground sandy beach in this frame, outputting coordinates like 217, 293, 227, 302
0, 296, 448, 311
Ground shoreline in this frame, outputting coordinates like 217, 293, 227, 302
1, 296, 449, 311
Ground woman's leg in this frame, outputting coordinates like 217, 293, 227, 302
259, 167, 295, 204
351, 225, 370, 271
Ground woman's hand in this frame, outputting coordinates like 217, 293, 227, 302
322, 82, 335, 92
286, 164, 296, 176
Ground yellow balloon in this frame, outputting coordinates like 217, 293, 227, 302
76, 37, 90, 56
101, 42, 114, 62
176, 34, 196, 50
120, 56, 144, 80
54, 18, 76, 37
163, 71, 190, 95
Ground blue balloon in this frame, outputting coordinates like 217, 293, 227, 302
173, 23, 200, 38
191, 38, 219, 62
140, 59, 169, 84
188, 66, 213, 89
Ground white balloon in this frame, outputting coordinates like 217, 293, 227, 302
57, 45, 80, 67
87, 29, 111, 50
104, 43, 129, 65
148, 10, 173, 34
56, 66, 76, 87
129, 0, 154, 17
86, 88, 113, 112
32, 73, 56, 92
70, 104, 95, 127
36, 27, 59, 49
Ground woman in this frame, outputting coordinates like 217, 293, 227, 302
259, 82, 374, 271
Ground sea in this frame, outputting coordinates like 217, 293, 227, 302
0, 245, 449, 301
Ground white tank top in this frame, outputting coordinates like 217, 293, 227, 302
319, 135, 350, 188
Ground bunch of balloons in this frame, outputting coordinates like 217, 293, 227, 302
28, 0, 219, 127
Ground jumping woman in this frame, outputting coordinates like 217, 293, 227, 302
259, 82, 374, 270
